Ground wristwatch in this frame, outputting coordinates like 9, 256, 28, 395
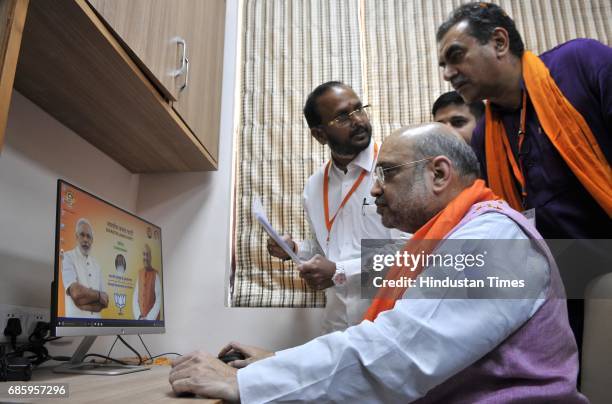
332, 263, 347, 286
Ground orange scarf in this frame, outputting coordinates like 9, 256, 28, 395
485, 50, 612, 215
363, 179, 497, 321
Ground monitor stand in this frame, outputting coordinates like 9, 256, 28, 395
53, 336, 150, 375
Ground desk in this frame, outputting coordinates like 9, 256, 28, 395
0, 365, 221, 403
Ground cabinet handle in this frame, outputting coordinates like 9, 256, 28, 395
182, 56, 189, 91
173, 37, 189, 91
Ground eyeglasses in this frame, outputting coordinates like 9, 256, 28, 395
327, 105, 371, 128
373, 157, 433, 185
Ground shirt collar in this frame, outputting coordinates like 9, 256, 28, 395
75, 246, 88, 261
341, 140, 376, 173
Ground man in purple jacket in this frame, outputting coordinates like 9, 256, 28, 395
436, 1, 612, 367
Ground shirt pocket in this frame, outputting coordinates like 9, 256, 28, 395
359, 198, 388, 239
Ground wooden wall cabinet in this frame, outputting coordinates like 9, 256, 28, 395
88, 0, 226, 165
0, 0, 28, 152
0, 0, 226, 172
87, 0, 181, 102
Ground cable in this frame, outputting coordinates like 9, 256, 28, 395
148, 352, 182, 360
117, 335, 143, 365
78, 336, 132, 366
1, 322, 66, 368
137, 335, 154, 364
106, 336, 119, 361
137, 335, 182, 364
80, 335, 146, 366
81, 353, 129, 366
77, 335, 181, 367
48, 355, 70, 361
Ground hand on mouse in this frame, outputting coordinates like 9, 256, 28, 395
169, 351, 239, 402
218, 341, 274, 369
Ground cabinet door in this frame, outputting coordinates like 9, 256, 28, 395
87, 0, 179, 101
172, 0, 226, 162
0, 0, 28, 151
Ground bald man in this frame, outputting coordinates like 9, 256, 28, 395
169, 124, 584, 403
133, 244, 161, 320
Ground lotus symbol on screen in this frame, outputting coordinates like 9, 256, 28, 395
114, 293, 127, 315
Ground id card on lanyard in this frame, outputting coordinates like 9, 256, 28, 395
323, 144, 379, 248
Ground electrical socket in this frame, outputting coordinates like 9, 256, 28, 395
0, 304, 50, 343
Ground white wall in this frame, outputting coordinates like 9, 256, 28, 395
0, 0, 322, 360
0, 90, 140, 356
134, 0, 323, 357
0, 91, 141, 307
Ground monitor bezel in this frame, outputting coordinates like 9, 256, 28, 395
51, 179, 165, 337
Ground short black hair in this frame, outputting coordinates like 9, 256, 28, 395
432, 91, 485, 121
303, 81, 348, 128
436, 2, 524, 58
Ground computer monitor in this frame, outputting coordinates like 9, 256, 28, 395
51, 180, 164, 374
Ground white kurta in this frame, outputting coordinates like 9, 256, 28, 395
61, 248, 105, 319
299, 141, 407, 333
238, 212, 549, 403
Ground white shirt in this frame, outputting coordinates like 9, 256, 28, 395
132, 272, 162, 320
238, 212, 549, 403
61, 248, 105, 319
299, 141, 407, 333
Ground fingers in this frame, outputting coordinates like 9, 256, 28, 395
170, 367, 239, 401
298, 255, 321, 279
170, 378, 194, 394
266, 236, 278, 249
217, 342, 235, 357
172, 350, 200, 368
218, 341, 245, 357
169, 367, 191, 384
172, 356, 195, 372
267, 240, 287, 258
171, 353, 190, 368
298, 254, 325, 271
282, 235, 295, 251
229, 341, 249, 356
227, 359, 250, 369
300, 272, 320, 289
299, 270, 330, 290
266, 234, 295, 259
297, 255, 335, 290
297, 257, 315, 274
100, 292, 109, 307
267, 234, 292, 248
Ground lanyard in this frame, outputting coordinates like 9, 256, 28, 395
501, 91, 528, 204
323, 143, 378, 242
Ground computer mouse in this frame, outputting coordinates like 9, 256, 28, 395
218, 352, 246, 364
175, 391, 196, 398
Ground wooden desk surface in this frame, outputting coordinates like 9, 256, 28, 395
0, 365, 221, 403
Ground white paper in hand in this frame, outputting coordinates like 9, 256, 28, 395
252, 197, 301, 265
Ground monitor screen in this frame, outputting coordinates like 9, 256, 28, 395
52, 180, 164, 336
